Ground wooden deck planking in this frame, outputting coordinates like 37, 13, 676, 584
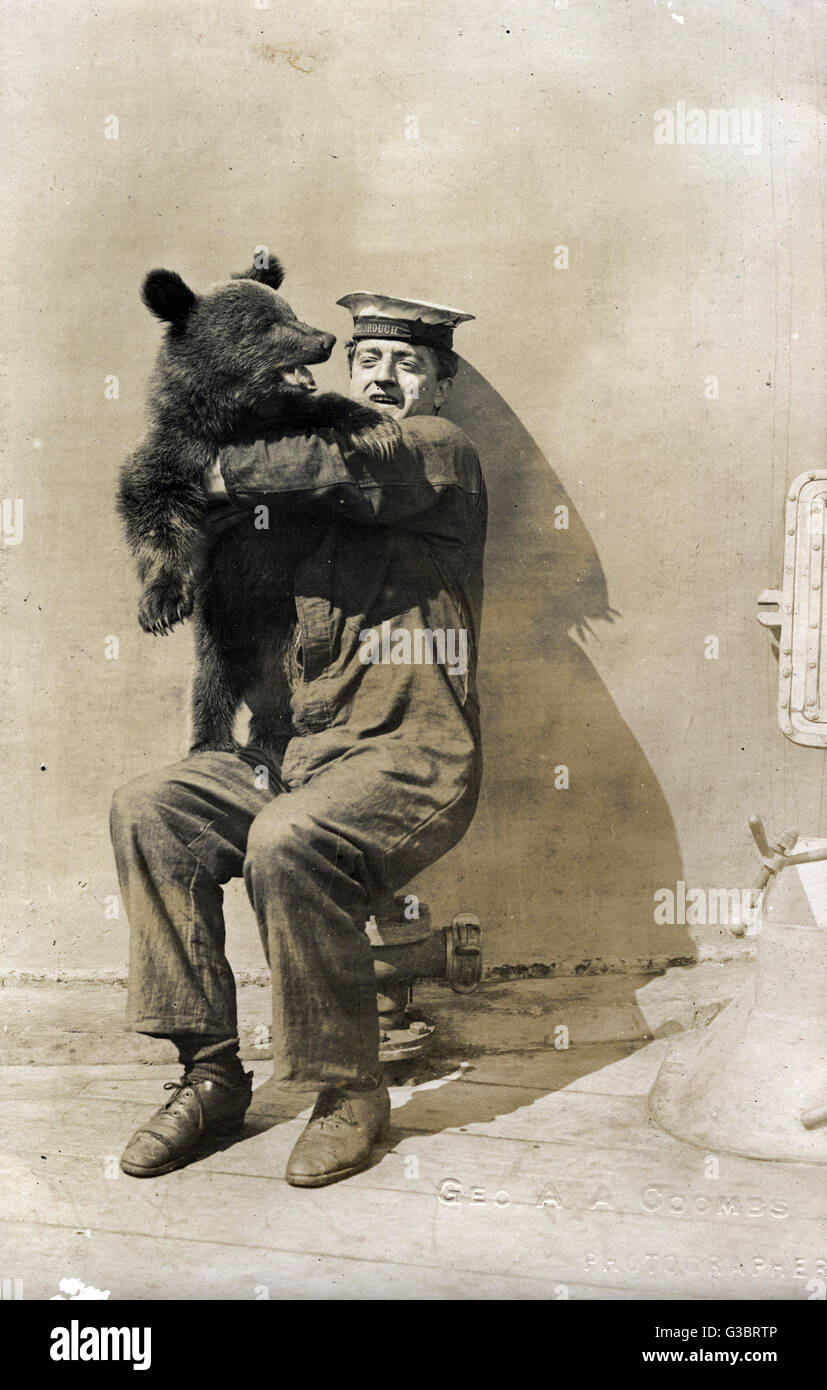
0, 1217, 678, 1302
2, 1052, 824, 1302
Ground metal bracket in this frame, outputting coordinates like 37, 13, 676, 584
446, 914, 483, 994
731, 815, 827, 936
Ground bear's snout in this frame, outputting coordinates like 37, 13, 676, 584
304, 331, 336, 365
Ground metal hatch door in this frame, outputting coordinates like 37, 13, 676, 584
759, 470, 827, 747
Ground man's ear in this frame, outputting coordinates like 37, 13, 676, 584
234, 254, 285, 291
141, 270, 197, 326
434, 375, 454, 411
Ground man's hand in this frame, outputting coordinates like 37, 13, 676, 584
201, 454, 249, 537
203, 455, 228, 500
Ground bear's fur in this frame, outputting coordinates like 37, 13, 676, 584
117, 253, 399, 753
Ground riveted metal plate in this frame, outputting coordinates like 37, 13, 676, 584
777, 471, 827, 746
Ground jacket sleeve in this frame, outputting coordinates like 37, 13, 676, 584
218, 415, 483, 546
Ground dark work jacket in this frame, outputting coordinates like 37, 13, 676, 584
217, 415, 487, 797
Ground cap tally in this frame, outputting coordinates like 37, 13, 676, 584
336, 292, 474, 352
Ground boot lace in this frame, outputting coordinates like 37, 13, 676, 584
311, 1090, 357, 1131
161, 1076, 201, 1121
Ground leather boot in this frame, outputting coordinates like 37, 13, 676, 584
120, 1069, 253, 1178
285, 1082, 391, 1188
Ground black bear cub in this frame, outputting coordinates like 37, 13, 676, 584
117, 252, 399, 756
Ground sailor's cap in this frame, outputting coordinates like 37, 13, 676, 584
336, 292, 474, 352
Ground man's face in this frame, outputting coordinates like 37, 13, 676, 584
348, 339, 453, 419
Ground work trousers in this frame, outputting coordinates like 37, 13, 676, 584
109, 740, 480, 1086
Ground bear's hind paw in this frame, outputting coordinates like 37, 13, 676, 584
138, 574, 196, 636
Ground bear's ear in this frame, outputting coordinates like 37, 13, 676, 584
141, 269, 197, 326
234, 254, 285, 291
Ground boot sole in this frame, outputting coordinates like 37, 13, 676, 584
285, 1120, 391, 1188
119, 1119, 247, 1179
285, 1155, 373, 1188
120, 1153, 196, 1179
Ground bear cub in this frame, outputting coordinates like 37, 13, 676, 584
117, 252, 398, 754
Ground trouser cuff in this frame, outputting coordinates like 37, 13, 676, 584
170, 1033, 241, 1066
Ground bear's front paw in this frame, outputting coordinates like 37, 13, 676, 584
138, 571, 196, 636
343, 413, 401, 461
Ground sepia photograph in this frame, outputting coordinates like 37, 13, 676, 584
1, 0, 824, 1353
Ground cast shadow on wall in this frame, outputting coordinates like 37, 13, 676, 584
412, 361, 691, 971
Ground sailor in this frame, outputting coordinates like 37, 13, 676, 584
112, 292, 486, 1187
